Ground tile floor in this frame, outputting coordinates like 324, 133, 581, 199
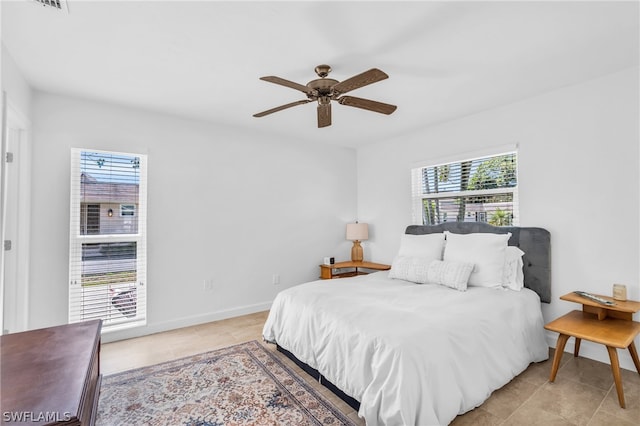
101, 311, 640, 425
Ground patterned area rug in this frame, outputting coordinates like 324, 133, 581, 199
97, 340, 355, 425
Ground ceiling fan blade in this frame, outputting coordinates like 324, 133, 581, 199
259, 76, 314, 95
253, 99, 311, 117
338, 96, 397, 115
317, 102, 331, 128
332, 68, 389, 95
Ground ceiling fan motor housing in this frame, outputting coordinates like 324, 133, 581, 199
307, 78, 339, 98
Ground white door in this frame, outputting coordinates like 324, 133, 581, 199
1, 103, 30, 334
2, 128, 20, 333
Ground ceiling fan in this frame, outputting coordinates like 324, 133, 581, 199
253, 64, 397, 128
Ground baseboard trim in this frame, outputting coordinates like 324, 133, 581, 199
544, 330, 637, 372
101, 301, 272, 343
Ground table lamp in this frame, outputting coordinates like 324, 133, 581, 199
346, 222, 368, 262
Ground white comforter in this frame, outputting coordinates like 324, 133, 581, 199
262, 271, 548, 426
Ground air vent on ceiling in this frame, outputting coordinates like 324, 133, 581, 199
33, 0, 69, 13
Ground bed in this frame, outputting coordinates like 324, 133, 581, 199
263, 223, 551, 426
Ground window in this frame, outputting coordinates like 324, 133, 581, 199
120, 204, 135, 217
80, 203, 100, 235
411, 151, 518, 226
69, 149, 147, 332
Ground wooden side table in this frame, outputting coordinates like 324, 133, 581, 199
544, 292, 640, 408
319, 260, 390, 279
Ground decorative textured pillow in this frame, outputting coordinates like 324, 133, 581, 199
396, 233, 445, 261
426, 260, 474, 291
502, 246, 525, 291
443, 231, 512, 288
388, 256, 430, 284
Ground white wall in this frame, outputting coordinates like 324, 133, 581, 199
357, 67, 639, 370
29, 92, 357, 341
1, 44, 32, 117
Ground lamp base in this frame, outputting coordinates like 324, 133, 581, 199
351, 240, 363, 262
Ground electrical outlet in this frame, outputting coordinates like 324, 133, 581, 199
203, 279, 214, 291
272, 274, 280, 285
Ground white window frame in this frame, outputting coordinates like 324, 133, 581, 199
69, 148, 148, 333
411, 149, 519, 226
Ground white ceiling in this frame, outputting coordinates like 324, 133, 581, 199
2, 1, 638, 148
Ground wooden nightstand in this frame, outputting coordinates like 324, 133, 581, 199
544, 292, 640, 408
319, 260, 390, 280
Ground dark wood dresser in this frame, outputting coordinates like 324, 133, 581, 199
1, 320, 102, 425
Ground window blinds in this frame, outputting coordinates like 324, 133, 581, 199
69, 149, 147, 332
411, 152, 518, 226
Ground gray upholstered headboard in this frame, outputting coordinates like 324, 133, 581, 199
405, 223, 551, 303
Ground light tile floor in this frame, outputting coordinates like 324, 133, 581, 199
101, 311, 640, 425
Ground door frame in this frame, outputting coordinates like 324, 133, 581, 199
1, 93, 32, 333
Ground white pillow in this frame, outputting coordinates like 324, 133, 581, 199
397, 233, 445, 261
388, 256, 430, 284
443, 231, 512, 288
502, 246, 525, 291
426, 260, 474, 291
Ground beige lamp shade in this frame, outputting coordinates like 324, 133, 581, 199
346, 223, 369, 241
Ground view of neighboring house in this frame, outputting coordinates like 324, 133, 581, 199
80, 172, 139, 236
